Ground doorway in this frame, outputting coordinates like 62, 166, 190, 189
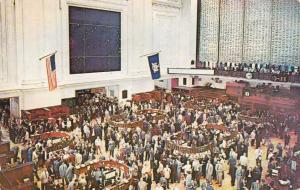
0, 98, 10, 127
171, 78, 179, 89
0, 97, 20, 124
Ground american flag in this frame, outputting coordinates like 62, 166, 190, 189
45, 54, 57, 91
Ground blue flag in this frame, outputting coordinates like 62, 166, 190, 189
148, 53, 161, 80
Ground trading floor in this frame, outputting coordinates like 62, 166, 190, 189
0, 89, 299, 190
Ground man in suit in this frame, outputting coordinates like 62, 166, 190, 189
251, 180, 261, 190
176, 158, 182, 183
59, 161, 67, 186
235, 165, 243, 190
266, 141, 274, 160
145, 173, 152, 190
153, 160, 159, 184
206, 160, 214, 184
229, 150, 237, 175
94, 124, 102, 139
65, 163, 74, 184
53, 159, 60, 179
192, 158, 201, 187
185, 171, 193, 190
277, 143, 284, 157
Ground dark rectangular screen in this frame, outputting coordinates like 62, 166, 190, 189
69, 6, 121, 74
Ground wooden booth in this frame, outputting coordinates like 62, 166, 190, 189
21, 105, 70, 121
226, 82, 300, 116
132, 90, 162, 103
0, 142, 33, 190
172, 86, 228, 101
0, 142, 14, 167
74, 160, 137, 190
0, 162, 34, 190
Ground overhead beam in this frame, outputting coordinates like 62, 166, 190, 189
167, 68, 214, 75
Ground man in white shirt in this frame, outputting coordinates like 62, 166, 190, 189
83, 124, 90, 139
229, 148, 237, 160
192, 158, 201, 186
66, 118, 72, 131
240, 153, 248, 170
155, 183, 164, 190
137, 178, 147, 190
255, 147, 263, 164
75, 151, 82, 166
163, 165, 171, 188
250, 130, 256, 146
67, 179, 78, 190
183, 161, 192, 175
205, 160, 214, 184
40, 166, 49, 190
94, 136, 101, 154
157, 161, 164, 175
46, 139, 52, 148
216, 160, 224, 187
32, 150, 39, 165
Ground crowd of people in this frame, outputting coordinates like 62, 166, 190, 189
199, 61, 300, 74
0, 91, 299, 190
198, 61, 300, 83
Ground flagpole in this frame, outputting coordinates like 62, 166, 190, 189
140, 50, 161, 57
39, 50, 57, 60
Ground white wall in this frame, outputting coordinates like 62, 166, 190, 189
0, 0, 197, 110
154, 79, 172, 90
178, 76, 194, 87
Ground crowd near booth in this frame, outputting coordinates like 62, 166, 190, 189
0, 88, 299, 190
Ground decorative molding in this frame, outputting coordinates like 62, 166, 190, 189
0, 89, 21, 99
168, 68, 215, 75
66, 0, 128, 7
0, 1, 3, 81
152, 0, 182, 8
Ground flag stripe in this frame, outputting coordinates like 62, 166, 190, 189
45, 54, 57, 91
46, 59, 53, 90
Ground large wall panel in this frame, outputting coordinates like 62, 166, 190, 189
198, 0, 300, 66
199, 0, 220, 63
219, 0, 244, 63
153, 6, 180, 75
243, 0, 272, 64
271, 0, 300, 65
22, 0, 44, 83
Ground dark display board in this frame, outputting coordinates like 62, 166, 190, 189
69, 6, 121, 74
